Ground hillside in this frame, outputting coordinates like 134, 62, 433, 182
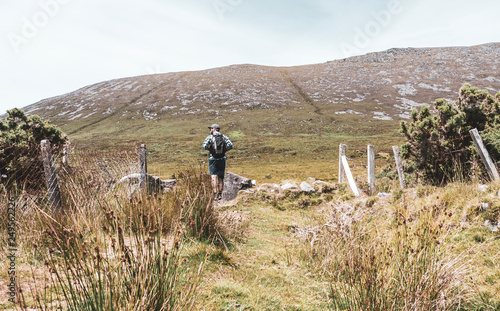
19, 43, 500, 181
24, 43, 500, 126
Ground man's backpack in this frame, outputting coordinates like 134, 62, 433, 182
210, 134, 227, 158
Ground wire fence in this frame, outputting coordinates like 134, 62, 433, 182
1, 126, 498, 206
340, 145, 395, 181
0, 142, 46, 194
57, 146, 141, 210
1, 142, 143, 212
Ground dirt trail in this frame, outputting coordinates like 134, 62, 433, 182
198, 200, 329, 310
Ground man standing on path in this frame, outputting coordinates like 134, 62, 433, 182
202, 124, 234, 200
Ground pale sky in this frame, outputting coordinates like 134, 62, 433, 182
1, 0, 500, 114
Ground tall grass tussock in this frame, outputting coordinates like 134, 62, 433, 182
298, 181, 500, 311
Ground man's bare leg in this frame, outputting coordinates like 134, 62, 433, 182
211, 175, 218, 195
218, 176, 224, 194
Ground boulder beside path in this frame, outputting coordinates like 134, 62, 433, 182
223, 171, 253, 201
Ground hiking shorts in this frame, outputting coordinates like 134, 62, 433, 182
208, 158, 226, 178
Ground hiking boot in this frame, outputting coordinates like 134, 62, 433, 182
217, 192, 223, 201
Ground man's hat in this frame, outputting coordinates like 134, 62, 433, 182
208, 124, 220, 130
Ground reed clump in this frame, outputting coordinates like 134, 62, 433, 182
301, 193, 476, 311
1, 163, 227, 310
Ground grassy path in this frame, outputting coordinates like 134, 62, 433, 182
196, 200, 329, 310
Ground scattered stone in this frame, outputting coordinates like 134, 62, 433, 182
497, 189, 500, 197
282, 183, 299, 191
307, 177, 316, 183
378, 192, 391, 198
252, 180, 257, 187
480, 203, 490, 211
485, 220, 499, 232
117, 173, 170, 193
312, 180, 328, 185
161, 179, 177, 190
300, 182, 315, 193
258, 183, 281, 192
478, 184, 489, 192
223, 172, 253, 201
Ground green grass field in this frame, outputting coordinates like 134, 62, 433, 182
60, 111, 403, 183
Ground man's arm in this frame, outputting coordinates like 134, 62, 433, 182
202, 135, 212, 150
224, 135, 234, 151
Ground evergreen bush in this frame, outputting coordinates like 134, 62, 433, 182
400, 84, 500, 185
0, 108, 67, 192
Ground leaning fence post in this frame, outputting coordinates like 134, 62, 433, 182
341, 155, 360, 196
339, 144, 347, 183
139, 144, 148, 190
392, 146, 406, 188
41, 140, 62, 212
470, 128, 500, 181
367, 145, 375, 195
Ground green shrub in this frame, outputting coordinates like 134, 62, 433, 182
400, 84, 500, 185
0, 108, 67, 192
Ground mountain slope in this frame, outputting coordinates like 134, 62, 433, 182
25, 43, 500, 129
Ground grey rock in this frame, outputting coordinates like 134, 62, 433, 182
258, 183, 281, 192
378, 192, 391, 198
282, 183, 299, 191
161, 179, 177, 189
117, 173, 169, 193
485, 220, 499, 232
300, 182, 315, 192
307, 177, 316, 183
480, 203, 489, 211
223, 171, 252, 201
478, 184, 489, 192
313, 180, 328, 185
252, 180, 257, 187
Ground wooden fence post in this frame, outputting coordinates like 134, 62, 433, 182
470, 128, 500, 181
139, 144, 148, 189
367, 145, 375, 195
339, 144, 347, 183
62, 143, 70, 166
392, 146, 406, 188
41, 140, 62, 212
341, 155, 360, 196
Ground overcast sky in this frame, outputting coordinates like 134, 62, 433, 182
1, 0, 500, 114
